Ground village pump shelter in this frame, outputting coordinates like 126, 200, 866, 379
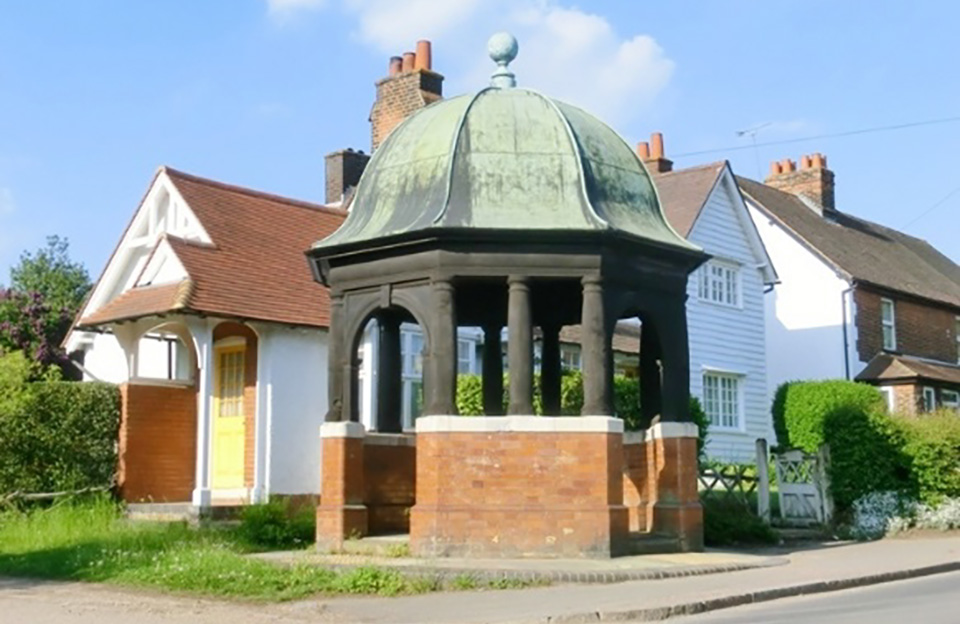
308, 34, 708, 557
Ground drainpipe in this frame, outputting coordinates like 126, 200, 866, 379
841, 286, 854, 380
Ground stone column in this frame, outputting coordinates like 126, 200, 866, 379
658, 301, 691, 422
640, 321, 662, 425
507, 276, 533, 415
424, 279, 457, 415
326, 294, 345, 422
540, 323, 562, 416
316, 422, 367, 550
581, 276, 612, 416
376, 313, 403, 432
482, 324, 504, 415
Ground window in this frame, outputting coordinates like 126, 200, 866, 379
457, 339, 475, 375
955, 317, 960, 364
702, 373, 742, 429
401, 330, 424, 428
942, 389, 960, 410
561, 347, 582, 371
881, 298, 896, 351
878, 387, 895, 412
922, 386, 936, 413
698, 261, 740, 307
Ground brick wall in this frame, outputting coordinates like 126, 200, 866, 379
622, 436, 649, 532
364, 435, 416, 534
369, 69, 442, 150
118, 382, 196, 502
855, 287, 958, 363
411, 427, 628, 558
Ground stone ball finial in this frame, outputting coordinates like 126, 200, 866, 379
488, 32, 518, 88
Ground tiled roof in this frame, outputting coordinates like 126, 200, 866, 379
557, 322, 640, 355
739, 176, 960, 309
654, 162, 725, 236
81, 281, 193, 326
857, 353, 960, 386
83, 167, 347, 329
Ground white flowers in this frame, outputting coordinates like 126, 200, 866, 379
849, 492, 960, 539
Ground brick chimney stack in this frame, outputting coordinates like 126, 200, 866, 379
765, 152, 835, 212
635, 132, 673, 174
369, 39, 444, 151
325, 148, 370, 204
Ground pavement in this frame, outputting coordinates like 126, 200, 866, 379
253, 544, 784, 584
1, 537, 959, 624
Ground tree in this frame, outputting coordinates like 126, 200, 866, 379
10, 235, 91, 313
0, 236, 91, 373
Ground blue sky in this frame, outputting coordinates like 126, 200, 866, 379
1, 1, 958, 282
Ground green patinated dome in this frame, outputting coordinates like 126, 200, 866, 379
315, 86, 697, 252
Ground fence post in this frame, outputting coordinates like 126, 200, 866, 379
755, 438, 771, 524
816, 444, 834, 524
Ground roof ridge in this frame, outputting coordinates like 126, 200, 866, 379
162, 166, 348, 217
653, 161, 725, 177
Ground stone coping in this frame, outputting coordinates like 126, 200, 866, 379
624, 422, 700, 443
416, 415, 624, 434
319, 421, 365, 439
365, 432, 416, 447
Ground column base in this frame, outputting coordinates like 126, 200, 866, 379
191, 487, 211, 508
316, 504, 368, 551
646, 501, 703, 551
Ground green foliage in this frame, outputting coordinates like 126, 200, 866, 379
9, 235, 91, 313
560, 369, 584, 415
456, 374, 485, 415
0, 498, 545, 600
773, 380, 911, 511
899, 411, 960, 505
238, 501, 315, 550
689, 397, 710, 462
0, 353, 120, 494
702, 496, 778, 546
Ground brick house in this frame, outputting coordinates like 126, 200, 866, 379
741, 157, 960, 413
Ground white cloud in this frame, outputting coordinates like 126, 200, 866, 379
264, 0, 674, 125
0, 188, 14, 216
344, 0, 483, 51
267, 0, 326, 17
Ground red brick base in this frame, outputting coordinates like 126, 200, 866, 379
410, 417, 629, 558
315, 422, 367, 550
644, 423, 703, 551
118, 382, 197, 503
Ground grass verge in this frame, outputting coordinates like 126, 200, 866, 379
0, 496, 542, 600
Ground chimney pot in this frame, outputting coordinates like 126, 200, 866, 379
388, 56, 402, 76
636, 142, 650, 159
401, 52, 416, 72
780, 158, 796, 172
800, 155, 812, 170
769, 161, 782, 176
650, 132, 665, 159
414, 40, 432, 70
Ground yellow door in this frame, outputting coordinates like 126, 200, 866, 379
212, 346, 245, 489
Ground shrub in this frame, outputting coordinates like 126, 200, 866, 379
238, 501, 315, 550
0, 352, 120, 494
702, 496, 778, 546
899, 410, 960, 505
773, 380, 910, 511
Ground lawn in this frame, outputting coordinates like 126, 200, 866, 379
0, 496, 527, 600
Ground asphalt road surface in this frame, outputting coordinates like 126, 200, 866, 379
672, 571, 960, 623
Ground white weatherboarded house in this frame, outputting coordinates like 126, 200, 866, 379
654, 160, 778, 461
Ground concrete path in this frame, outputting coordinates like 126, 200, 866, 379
1, 537, 958, 624
254, 547, 784, 583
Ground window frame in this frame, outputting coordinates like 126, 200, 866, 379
697, 260, 742, 309
921, 386, 937, 413
878, 386, 895, 413
942, 389, 960, 410
955, 316, 960, 364
701, 371, 745, 432
881, 298, 897, 351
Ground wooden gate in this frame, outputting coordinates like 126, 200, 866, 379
774, 447, 833, 526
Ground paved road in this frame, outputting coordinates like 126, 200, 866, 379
672, 571, 960, 623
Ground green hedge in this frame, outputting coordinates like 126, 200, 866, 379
900, 411, 960, 505
772, 380, 960, 511
0, 352, 120, 494
456, 372, 709, 459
